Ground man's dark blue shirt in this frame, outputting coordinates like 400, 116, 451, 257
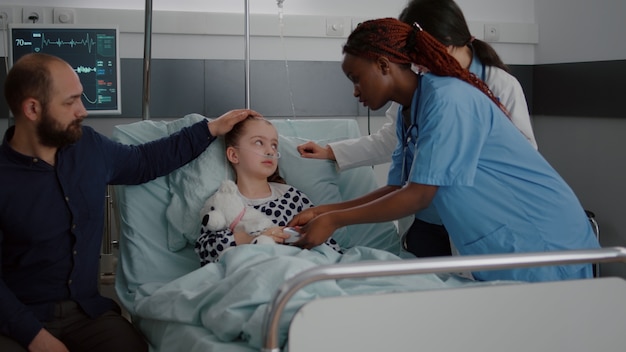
0, 120, 214, 346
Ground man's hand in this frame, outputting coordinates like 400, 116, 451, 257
207, 109, 262, 137
28, 328, 69, 352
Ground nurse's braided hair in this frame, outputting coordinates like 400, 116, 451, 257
343, 18, 509, 117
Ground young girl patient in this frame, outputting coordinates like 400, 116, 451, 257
195, 116, 342, 265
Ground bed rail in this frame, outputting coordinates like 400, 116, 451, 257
261, 246, 626, 352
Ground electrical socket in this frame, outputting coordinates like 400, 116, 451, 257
53, 8, 76, 24
0, 6, 15, 30
325, 17, 345, 37
22, 7, 45, 24
484, 23, 500, 42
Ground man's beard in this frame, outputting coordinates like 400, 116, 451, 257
37, 109, 83, 148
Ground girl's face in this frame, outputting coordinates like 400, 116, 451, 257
227, 118, 280, 180
341, 53, 393, 111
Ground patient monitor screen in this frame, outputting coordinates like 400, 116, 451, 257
9, 24, 122, 115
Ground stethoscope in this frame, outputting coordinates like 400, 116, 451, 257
399, 58, 487, 182
400, 74, 423, 183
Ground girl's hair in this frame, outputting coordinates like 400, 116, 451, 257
343, 17, 508, 117
399, 0, 509, 72
224, 116, 286, 184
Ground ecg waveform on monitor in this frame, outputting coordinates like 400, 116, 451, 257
38, 32, 98, 53
11, 27, 120, 113
76, 66, 97, 74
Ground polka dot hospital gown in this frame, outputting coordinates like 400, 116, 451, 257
195, 182, 342, 265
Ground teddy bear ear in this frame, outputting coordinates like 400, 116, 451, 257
220, 179, 238, 193
218, 180, 229, 192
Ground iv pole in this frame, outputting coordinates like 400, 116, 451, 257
142, 0, 153, 120
244, 0, 250, 109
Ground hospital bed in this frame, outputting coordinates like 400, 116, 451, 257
111, 114, 626, 352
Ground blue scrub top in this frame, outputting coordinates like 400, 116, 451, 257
390, 55, 486, 225
388, 73, 599, 282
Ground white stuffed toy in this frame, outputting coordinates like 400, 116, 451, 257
199, 180, 276, 244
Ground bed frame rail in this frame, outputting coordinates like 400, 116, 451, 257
261, 246, 626, 352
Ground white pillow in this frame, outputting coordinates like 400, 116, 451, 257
278, 135, 401, 254
164, 115, 400, 255
165, 114, 230, 251
278, 135, 350, 243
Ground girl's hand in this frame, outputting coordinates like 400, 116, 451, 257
262, 226, 289, 243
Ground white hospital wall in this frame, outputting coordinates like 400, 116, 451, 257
0, 0, 535, 157
12, 0, 530, 19
5, 0, 536, 64
0, 0, 535, 179
533, 0, 626, 278
535, 0, 626, 64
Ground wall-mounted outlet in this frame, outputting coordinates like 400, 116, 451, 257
326, 17, 344, 37
53, 8, 76, 24
0, 7, 15, 29
22, 7, 45, 24
484, 23, 500, 42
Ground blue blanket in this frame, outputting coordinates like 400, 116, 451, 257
133, 245, 480, 349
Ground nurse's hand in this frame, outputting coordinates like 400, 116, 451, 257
208, 109, 262, 136
297, 141, 336, 161
292, 213, 337, 249
288, 206, 325, 228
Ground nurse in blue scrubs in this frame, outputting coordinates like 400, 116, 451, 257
289, 18, 600, 282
